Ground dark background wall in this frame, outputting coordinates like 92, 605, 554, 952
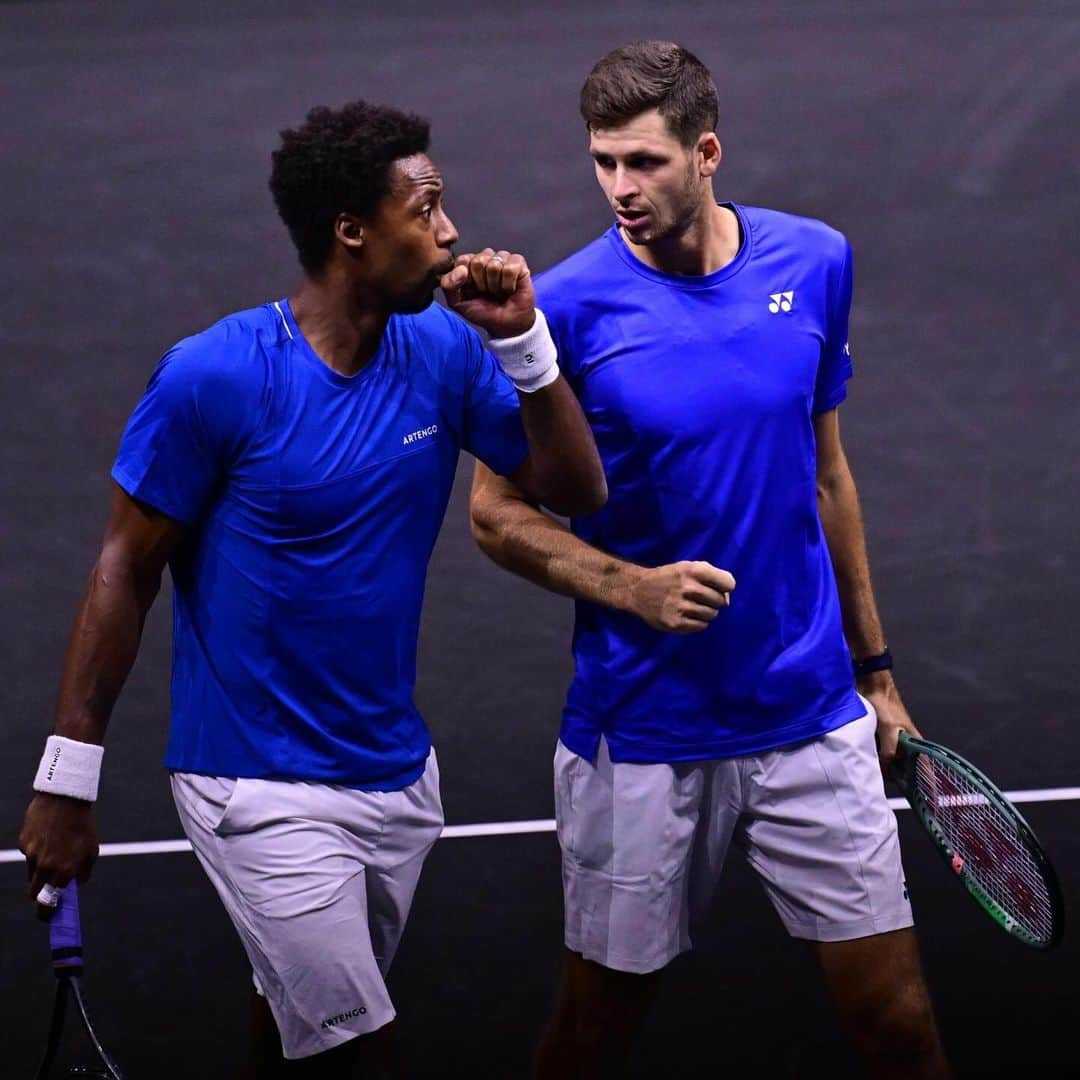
1, 2, 1078, 1075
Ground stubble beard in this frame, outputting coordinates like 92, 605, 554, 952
640, 165, 708, 248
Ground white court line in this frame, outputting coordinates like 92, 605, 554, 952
1, 788, 1077, 865
0, 819, 559, 864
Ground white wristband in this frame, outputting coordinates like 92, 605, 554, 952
33, 735, 104, 803
486, 307, 560, 393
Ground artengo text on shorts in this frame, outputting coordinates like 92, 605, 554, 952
321, 1006, 367, 1029
403, 424, 438, 445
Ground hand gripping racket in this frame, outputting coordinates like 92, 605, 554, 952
892, 731, 1065, 950
34, 882, 126, 1080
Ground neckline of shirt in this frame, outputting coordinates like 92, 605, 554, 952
275, 298, 388, 388
605, 202, 752, 290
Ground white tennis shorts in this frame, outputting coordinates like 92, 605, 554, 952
555, 704, 913, 974
171, 750, 443, 1059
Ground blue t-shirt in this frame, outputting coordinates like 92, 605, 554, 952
113, 299, 527, 789
536, 203, 865, 763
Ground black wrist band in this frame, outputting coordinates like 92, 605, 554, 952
852, 649, 893, 677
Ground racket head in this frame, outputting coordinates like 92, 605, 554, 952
892, 731, 1065, 950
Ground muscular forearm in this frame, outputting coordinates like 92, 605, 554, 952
471, 492, 639, 610
515, 376, 607, 517
20, 490, 180, 896
53, 548, 161, 744
471, 461, 734, 632
818, 464, 887, 662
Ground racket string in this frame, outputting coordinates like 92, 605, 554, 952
912, 757, 1054, 940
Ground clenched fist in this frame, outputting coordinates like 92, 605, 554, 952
440, 248, 536, 339
19, 792, 98, 909
625, 560, 736, 633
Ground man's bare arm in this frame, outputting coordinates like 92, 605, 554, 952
470, 462, 734, 632
441, 249, 606, 517
814, 407, 918, 763
18, 484, 185, 896
814, 409, 886, 658
508, 374, 608, 518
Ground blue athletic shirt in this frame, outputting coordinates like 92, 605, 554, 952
536, 203, 865, 763
112, 299, 527, 789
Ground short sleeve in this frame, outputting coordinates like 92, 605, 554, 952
458, 324, 529, 477
813, 238, 855, 415
111, 335, 259, 524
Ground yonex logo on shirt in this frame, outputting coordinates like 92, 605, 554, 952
403, 424, 438, 446
768, 291, 795, 313
321, 1006, 367, 1028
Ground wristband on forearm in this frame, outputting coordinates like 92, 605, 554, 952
33, 735, 104, 802
852, 649, 893, 678
485, 307, 560, 393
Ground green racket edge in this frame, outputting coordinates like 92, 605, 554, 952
893, 731, 1065, 951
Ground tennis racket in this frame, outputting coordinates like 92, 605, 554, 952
891, 730, 1065, 950
34, 882, 126, 1080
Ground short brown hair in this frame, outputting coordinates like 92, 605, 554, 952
580, 41, 718, 147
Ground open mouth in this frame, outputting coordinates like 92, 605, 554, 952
615, 209, 649, 230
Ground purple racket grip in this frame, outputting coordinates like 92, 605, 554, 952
49, 881, 84, 969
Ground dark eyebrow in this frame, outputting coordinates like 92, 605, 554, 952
589, 149, 665, 162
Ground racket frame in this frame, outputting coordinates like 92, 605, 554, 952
893, 731, 1065, 950
34, 883, 126, 1080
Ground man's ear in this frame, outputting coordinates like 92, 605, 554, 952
698, 133, 722, 178
336, 213, 364, 252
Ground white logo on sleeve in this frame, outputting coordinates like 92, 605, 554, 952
403, 424, 438, 446
768, 290, 795, 314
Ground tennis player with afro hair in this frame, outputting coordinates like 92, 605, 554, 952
19, 99, 605, 1077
